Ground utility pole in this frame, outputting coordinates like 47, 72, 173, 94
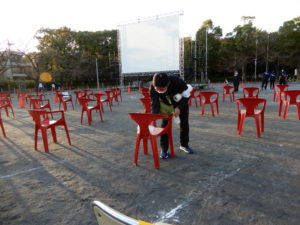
95, 58, 99, 89
7, 40, 14, 80
194, 37, 197, 83
266, 33, 269, 72
205, 27, 208, 81
254, 39, 258, 80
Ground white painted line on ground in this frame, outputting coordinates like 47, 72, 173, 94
154, 167, 242, 223
0, 166, 44, 179
0, 157, 70, 179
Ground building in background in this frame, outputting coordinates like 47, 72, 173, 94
0, 50, 32, 80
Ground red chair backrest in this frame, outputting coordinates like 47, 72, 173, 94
199, 91, 219, 103
281, 90, 300, 104
236, 98, 266, 117
275, 84, 289, 92
139, 98, 152, 113
128, 113, 164, 139
243, 87, 259, 98
223, 86, 234, 93
28, 109, 48, 124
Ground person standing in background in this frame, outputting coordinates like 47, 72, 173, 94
279, 69, 288, 85
261, 71, 270, 90
270, 71, 276, 89
233, 70, 241, 92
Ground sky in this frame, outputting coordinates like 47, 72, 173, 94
1, 0, 299, 52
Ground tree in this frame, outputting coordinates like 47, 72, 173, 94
221, 21, 257, 81
195, 19, 222, 82
277, 17, 300, 81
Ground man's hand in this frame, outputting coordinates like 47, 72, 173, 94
173, 107, 180, 117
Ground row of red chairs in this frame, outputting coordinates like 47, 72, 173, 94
0, 88, 123, 152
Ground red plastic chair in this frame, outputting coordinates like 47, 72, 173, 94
78, 97, 103, 125
73, 91, 83, 105
139, 98, 152, 113
222, 86, 235, 102
111, 88, 120, 105
188, 89, 201, 107
236, 98, 266, 138
28, 109, 71, 152
0, 106, 7, 137
0, 97, 14, 117
102, 91, 113, 111
128, 113, 174, 169
273, 84, 289, 102
278, 90, 300, 120
57, 92, 74, 111
199, 91, 219, 117
243, 87, 259, 98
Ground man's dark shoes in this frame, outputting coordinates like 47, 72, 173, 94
179, 146, 194, 154
160, 150, 169, 159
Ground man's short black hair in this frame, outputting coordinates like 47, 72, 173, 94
153, 73, 169, 87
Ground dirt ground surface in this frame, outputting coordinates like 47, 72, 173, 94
1, 82, 300, 225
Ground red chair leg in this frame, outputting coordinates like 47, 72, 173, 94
142, 137, 148, 154
150, 137, 160, 169
210, 103, 214, 117
296, 103, 300, 120
98, 109, 103, 121
0, 119, 6, 137
216, 102, 219, 114
254, 116, 261, 138
201, 104, 205, 116
261, 113, 265, 132
51, 127, 57, 143
237, 113, 241, 131
238, 114, 246, 136
283, 102, 290, 119
34, 126, 38, 150
134, 135, 141, 166
80, 110, 84, 124
64, 125, 72, 145
278, 100, 283, 116
41, 128, 49, 152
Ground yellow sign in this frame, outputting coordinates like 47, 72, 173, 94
40, 72, 52, 82
139, 221, 153, 225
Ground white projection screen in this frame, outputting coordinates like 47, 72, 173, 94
119, 13, 181, 75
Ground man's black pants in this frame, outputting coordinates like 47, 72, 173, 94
160, 105, 189, 151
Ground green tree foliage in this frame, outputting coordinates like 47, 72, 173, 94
221, 22, 257, 81
35, 27, 118, 87
278, 17, 300, 80
194, 20, 222, 82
